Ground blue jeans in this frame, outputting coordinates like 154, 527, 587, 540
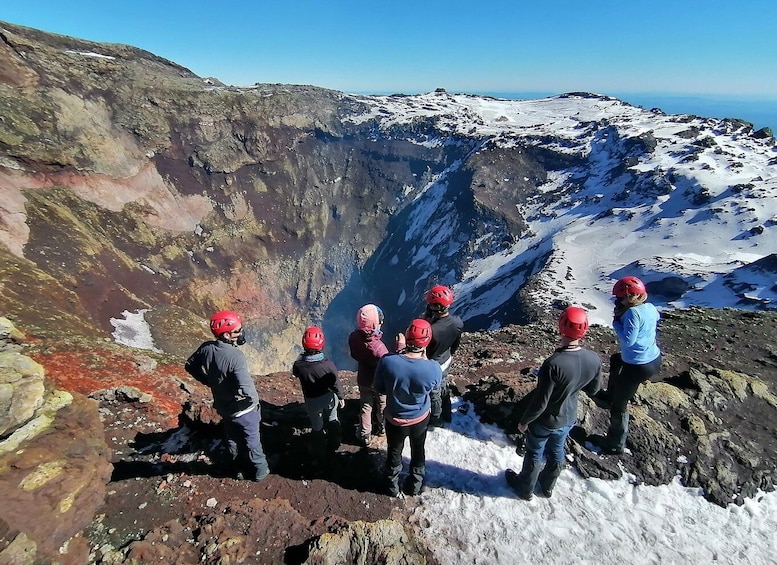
524, 423, 572, 465
513, 423, 572, 496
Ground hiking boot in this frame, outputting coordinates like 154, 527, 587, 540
429, 417, 445, 429
514, 489, 533, 501
539, 487, 553, 498
587, 434, 623, 455
403, 483, 426, 496
357, 433, 372, 448
253, 468, 270, 482
505, 468, 533, 501
373, 423, 385, 437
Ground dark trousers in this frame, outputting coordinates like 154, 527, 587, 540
222, 407, 269, 480
383, 413, 431, 496
605, 353, 662, 449
430, 377, 452, 423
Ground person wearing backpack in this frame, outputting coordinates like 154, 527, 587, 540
292, 326, 345, 455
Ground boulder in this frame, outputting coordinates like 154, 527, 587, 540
302, 520, 428, 565
0, 318, 112, 564
0, 351, 45, 437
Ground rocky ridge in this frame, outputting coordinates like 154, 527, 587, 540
1, 306, 776, 563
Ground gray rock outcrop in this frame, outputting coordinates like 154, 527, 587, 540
0, 318, 112, 564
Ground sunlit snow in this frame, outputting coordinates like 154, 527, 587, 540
402, 398, 777, 565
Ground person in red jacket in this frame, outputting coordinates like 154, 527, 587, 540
348, 304, 389, 447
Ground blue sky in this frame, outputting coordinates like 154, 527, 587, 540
2, 0, 776, 98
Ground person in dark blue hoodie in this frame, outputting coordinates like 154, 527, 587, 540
594, 276, 662, 455
374, 319, 442, 497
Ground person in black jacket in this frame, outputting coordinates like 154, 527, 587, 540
292, 326, 345, 454
505, 307, 602, 500
185, 310, 270, 481
423, 285, 463, 426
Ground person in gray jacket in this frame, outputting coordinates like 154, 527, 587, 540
185, 310, 270, 481
505, 307, 601, 500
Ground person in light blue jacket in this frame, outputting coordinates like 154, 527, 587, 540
595, 276, 662, 454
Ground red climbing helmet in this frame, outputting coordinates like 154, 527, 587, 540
302, 326, 325, 351
210, 310, 242, 337
558, 306, 589, 340
405, 319, 433, 349
425, 285, 454, 307
613, 276, 647, 297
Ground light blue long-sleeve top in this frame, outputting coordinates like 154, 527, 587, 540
613, 302, 662, 365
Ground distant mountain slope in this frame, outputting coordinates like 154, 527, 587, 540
350, 91, 777, 330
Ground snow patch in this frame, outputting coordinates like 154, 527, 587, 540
110, 309, 162, 352
410, 398, 777, 564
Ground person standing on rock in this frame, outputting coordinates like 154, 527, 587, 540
422, 285, 463, 427
292, 326, 345, 455
505, 307, 601, 500
185, 310, 270, 482
348, 304, 390, 447
374, 319, 442, 497
593, 276, 662, 455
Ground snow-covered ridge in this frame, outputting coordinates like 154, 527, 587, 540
352, 91, 777, 326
